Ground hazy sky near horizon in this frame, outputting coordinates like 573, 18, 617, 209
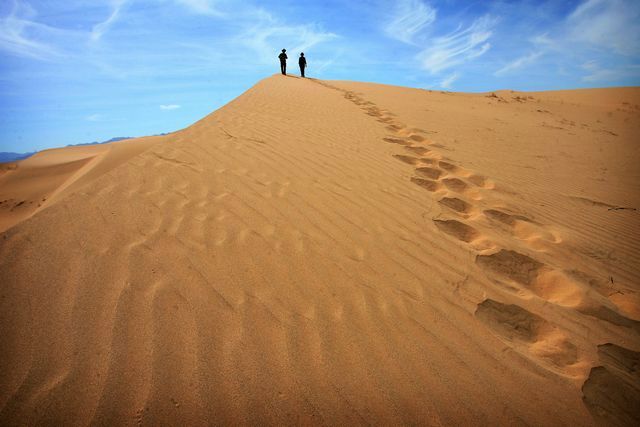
1, 0, 639, 152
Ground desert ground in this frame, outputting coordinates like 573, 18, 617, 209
1, 75, 639, 425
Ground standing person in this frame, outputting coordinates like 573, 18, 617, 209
299, 52, 307, 77
278, 49, 288, 75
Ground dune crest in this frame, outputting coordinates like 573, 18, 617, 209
1, 76, 639, 425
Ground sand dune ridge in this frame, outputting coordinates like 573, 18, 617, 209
1, 75, 639, 425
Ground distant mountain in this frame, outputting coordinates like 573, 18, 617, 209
66, 136, 134, 147
0, 137, 136, 163
0, 152, 36, 163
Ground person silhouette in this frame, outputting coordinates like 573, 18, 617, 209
299, 52, 307, 77
278, 49, 288, 75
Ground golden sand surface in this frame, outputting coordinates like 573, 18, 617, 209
1, 75, 639, 425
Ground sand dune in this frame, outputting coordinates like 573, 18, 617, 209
0, 136, 164, 233
1, 75, 639, 425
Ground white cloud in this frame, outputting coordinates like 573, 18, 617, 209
581, 60, 640, 82
160, 104, 181, 110
175, 0, 224, 17
0, 0, 64, 60
490, 0, 640, 86
239, 11, 338, 65
439, 71, 460, 89
495, 51, 543, 76
86, 113, 103, 121
385, 0, 436, 45
568, 0, 640, 56
417, 15, 495, 74
530, 33, 553, 47
293, 30, 337, 54
310, 58, 335, 76
91, 0, 128, 42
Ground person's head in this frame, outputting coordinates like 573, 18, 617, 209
282, 48, 286, 52
300, 52, 304, 56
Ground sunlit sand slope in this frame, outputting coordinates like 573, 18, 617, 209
0, 136, 163, 232
1, 75, 639, 425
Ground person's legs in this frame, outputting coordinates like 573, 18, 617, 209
280, 62, 285, 74
300, 66, 304, 77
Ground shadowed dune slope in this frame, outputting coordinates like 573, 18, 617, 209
1, 75, 639, 425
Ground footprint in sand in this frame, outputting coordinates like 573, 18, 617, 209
432, 161, 496, 194
410, 177, 441, 192
395, 127, 429, 138
386, 124, 405, 132
441, 177, 470, 193
432, 218, 494, 250
438, 160, 467, 175
384, 137, 412, 146
568, 270, 640, 321
407, 158, 486, 201
467, 174, 494, 189
582, 343, 640, 426
483, 209, 560, 245
417, 158, 437, 165
475, 249, 640, 329
394, 131, 429, 144
484, 209, 531, 226
404, 146, 431, 156
135, 408, 146, 426
475, 299, 579, 370
415, 166, 443, 180
372, 98, 491, 211
364, 107, 382, 117
438, 197, 473, 215
406, 159, 483, 197
433, 219, 479, 243
393, 155, 423, 165
435, 159, 483, 178
475, 249, 555, 294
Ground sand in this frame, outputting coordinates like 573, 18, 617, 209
0, 75, 639, 425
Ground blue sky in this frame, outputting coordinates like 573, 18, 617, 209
1, 0, 639, 153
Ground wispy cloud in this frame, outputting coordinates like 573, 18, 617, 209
530, 33, 553, 47
0, 0, 64, 60
175, 0, 224, 17
385, 0, 436, 45
439, 71, 460, 89
91, 0, 128, 42
160, 104, 181, 110
487, 0, 640, 86
581, 60, 640, 82
239, 10, 338, 65
86, 113, 103, 121
568, 0, 640, 56
495, 51, 543, 76
417, 15, 496, 74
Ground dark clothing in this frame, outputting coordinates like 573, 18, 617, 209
278, 52, 287, 75
299, 56, 307, 77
